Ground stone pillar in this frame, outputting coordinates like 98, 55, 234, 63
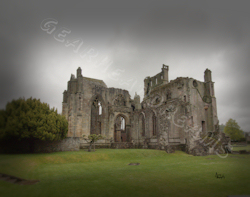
204, 68, 216, 132
204, 68, 212, 82
63, 90, 68, 103
77, 67, 82, 78
126, 125, 131, 142
144, 77, 151, 97
134, 93, 141, 110
162, 64, 169, 84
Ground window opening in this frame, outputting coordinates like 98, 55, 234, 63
202, 121, 206, 132
153, 114, 156, 136
121, 117, 125, 130
98, 101, 102, 115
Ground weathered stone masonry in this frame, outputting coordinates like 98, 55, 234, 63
62, 65, 229, 154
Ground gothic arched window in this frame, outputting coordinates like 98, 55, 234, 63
121, 117, 125, 130
98, 101, 102, 115
91, 97, 102, 135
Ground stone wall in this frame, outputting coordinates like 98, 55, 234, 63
0, 137, 80, 153
34, 137, 80, 152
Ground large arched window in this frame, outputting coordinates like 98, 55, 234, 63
98, 101, 102, 115
91, 97, 102, 135
121, 117, 125, 130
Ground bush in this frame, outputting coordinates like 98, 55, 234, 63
0, 97, 68, 152
224, 118, 244, 141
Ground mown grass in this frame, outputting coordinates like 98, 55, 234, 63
232, 144, 250, 151
0, 149, 250, 197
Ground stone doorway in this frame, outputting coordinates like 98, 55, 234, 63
114, 116, 126, 142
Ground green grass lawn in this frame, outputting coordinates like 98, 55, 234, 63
0, 149, 250, 197
232, 144, 250, 151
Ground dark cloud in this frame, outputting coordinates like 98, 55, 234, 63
0, 0, 250, 130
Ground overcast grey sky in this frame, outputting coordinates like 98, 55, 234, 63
0, 0, 250, 131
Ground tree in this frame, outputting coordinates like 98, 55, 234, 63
83, 134, 105, 152
224, 119, 244, 141
0, 97, 68, 152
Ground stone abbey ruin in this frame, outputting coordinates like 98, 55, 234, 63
62, 65, 230, 155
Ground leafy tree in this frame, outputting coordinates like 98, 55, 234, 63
0, 97, 68, 152
83, 134, 105, 152
224, 119, 244, 141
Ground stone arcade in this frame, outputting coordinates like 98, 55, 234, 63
62, 65, 229, 154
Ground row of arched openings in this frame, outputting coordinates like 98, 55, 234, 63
90, 95, 157, 141
90, 95, 128, 142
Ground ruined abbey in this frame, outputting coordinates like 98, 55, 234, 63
62, 65, 229, 155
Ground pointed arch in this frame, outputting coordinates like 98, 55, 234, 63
89, 94, 106, 107
114, 114, 129, 142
